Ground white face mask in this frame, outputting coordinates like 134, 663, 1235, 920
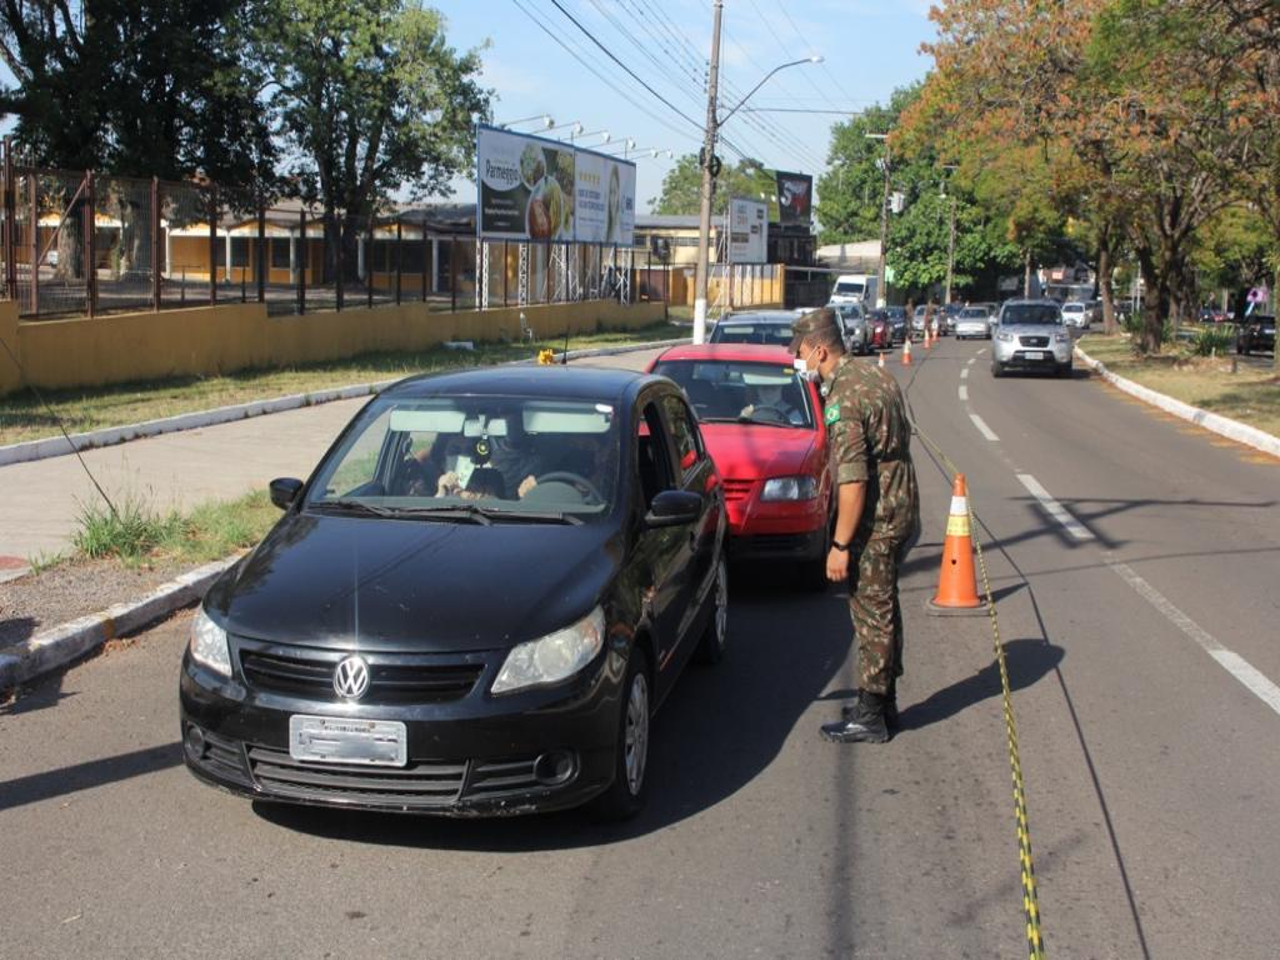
793, 346, 819, 383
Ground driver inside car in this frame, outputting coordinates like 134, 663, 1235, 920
739, 382, 804, 425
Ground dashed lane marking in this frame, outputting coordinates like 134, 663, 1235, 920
961, 368, 970, 380
970, 413, 1000, 442
1016, 473, 1095, 541
959, 385, 969, 401
1108, 558, 1280, 717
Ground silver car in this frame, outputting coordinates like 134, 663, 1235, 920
829, 302, 869, 355
954, 306, 993, 340
991, 300, 1073, 377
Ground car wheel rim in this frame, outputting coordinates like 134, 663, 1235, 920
624, 672, 650, 796
714, 560, 728, 649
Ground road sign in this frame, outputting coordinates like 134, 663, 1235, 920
1247, 286, 1269, 304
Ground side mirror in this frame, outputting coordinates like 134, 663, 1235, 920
269, 477, 304, 510
644, 489, 702, 528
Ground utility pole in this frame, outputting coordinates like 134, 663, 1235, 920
693, 0, 724, 345
867, 133, 890, 309
945, 196, 956, 305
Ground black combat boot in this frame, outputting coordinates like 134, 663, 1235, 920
822, 692, 890, 743
842, 687, 899, 730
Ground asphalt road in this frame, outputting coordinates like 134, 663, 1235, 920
2, 338, 1277, 959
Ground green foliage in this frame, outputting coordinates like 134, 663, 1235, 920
1192, 325, 1235, 357
74, 495, 182, 562
651, 155, 778, 217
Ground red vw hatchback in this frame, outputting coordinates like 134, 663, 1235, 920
649, 344, 832, 587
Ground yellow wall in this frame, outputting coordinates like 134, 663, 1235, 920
1, 298, 667, 396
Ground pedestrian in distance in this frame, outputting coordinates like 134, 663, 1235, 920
790, 308, 921, 743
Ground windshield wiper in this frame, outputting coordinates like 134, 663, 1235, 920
313, 500, 492, 524
736, 414, 801, 428
475, 508, 585, 526
312, 499, 399, 518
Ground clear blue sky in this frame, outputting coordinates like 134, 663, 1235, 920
444, 0, 937, 211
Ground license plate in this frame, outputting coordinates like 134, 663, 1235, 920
289, 715, 407, 767
1023, 350, 1046, 360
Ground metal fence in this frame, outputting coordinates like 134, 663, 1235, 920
0, 146, 666, 321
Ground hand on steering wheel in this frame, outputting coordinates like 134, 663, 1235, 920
533, 471, 605, 504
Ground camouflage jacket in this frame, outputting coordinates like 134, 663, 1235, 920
822, 355, 920, 542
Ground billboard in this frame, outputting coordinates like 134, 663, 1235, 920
729, 198, 768, 264
775, 171, 813, 227
476, 125, 636, 246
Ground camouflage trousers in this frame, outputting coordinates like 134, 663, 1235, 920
847, 533, 913, 696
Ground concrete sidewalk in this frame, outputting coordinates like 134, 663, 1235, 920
0, 347, 670, 566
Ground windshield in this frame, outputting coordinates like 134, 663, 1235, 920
960, 308, 988, 319
833, 281, 864, 296
652, 359, 815, 429
709, 322, 794, 346
306, 395, 620, 520
1001, 303, 1062, 326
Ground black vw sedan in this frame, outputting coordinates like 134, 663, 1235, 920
180, 366, 727, 820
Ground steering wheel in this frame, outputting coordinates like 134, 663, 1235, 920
533, 471, 605, 504
743, 404, 790, 424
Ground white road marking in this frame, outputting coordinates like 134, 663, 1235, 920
1108, 559, 1280, 717
1016, 473, 1095, 540
970, 413, 1000, 442
961, 368, 970, 380
977, 349, 988, 358
967, 358, 976, 366
959, 385, 969, 401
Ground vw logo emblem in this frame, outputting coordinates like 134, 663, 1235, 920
333, 656, 371, 700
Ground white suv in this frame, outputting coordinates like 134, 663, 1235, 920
1061, 301, 1090, 329
992, 300, 1073, 377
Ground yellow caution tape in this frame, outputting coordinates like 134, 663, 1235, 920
911, 423, 1048, 960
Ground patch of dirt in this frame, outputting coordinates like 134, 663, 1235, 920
0, 558, 192, 648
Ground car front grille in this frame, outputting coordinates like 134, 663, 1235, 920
722, 478, 755, 502
1019, 335, 1050, 348
245, 747, 546, 810
238, 642, 484, 705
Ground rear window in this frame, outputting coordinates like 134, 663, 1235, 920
1001, 304, 1062, 326
1062, 303, 1085, 314
833, 281, 864, 296
709, 322, 794, 346
960, 308, 988, 318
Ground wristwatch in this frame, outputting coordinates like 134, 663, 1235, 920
831, 539, 850, 552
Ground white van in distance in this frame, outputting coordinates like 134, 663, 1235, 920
829, 273, 878, 307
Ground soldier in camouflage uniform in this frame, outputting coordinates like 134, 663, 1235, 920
791, 308, 920, 743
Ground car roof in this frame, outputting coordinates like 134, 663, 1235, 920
654, 343, 797, 364
381, 364, 663, 406
1003, 299, 1061, 306
718, 310, 796, 324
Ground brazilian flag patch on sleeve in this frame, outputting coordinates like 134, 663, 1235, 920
824, 402, 841, 426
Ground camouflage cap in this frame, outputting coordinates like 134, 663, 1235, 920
789, 307, 842, 353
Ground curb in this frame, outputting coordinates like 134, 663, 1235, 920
1074, 344, 1280, 459
0, 338, 691, 468
0, 556, 239, 692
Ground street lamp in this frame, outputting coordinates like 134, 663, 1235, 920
866, 133, 890, 309
572, 128, 610, 146
544, 120, 583, 137
692, 9, 823, 343
498, 113, 554, 131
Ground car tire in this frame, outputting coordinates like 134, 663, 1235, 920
991, 360, 1004, 378
588, 645, 652, 822
695, 557, 729, 664
1057, 361, 1073, 378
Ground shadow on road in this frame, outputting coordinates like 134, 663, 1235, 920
0, 741, 181, 813
253, 565, 851, 851
896, 638, 1064, 733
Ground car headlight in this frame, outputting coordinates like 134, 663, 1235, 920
492, 606, 605, 695
761, 476, 819, 501
996, 332, 1014, 342
1054, 332, 1070, 343
190, 607, 232, 677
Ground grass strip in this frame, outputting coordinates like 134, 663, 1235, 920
0, 320, 687, 447
1079, 333, 1279, 438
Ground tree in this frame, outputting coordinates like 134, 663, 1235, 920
256, 0, 490, 283
651, 154, 777, 218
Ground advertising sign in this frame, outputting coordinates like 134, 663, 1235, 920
729, 198, 768, 264
476, 125, 635, 245
775, 171, 813, 227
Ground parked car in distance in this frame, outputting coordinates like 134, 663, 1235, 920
885, 305, 907, 343
829, 273, 877, 307
911, 305, 929, 336
992, 300, 1073, 377
1085, 300, 1104, 326
865, 309, 893, 350
1061, 301, 1090, 329
829, 301, 869, 354
180, 366, 728, 821
650, 344, 832, 589
940, 302, 962, 335
954, 306, 993, 340
1236, 314, 1275, 355
709, 310, 797, 347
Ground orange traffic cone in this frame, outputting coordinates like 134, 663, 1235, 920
877, 349, 885, 368
929, 473, 982, 612
901, 337, 913, 365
